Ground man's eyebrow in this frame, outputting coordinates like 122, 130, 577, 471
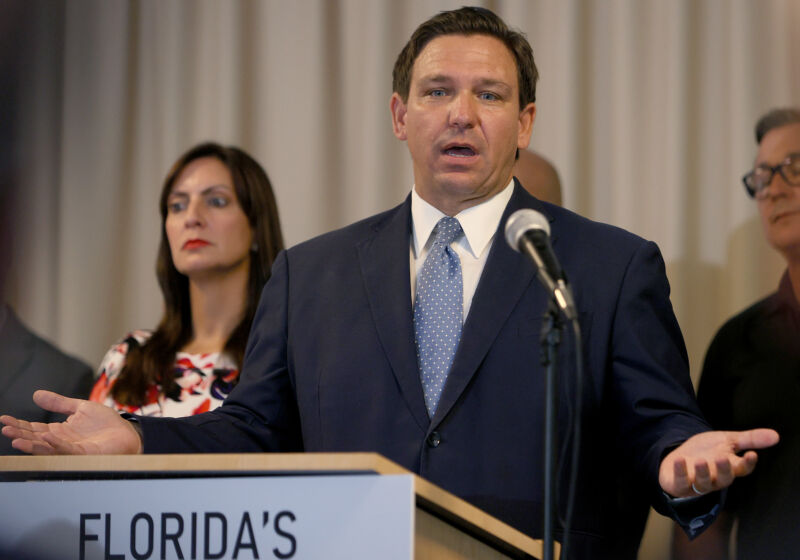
416, 75, 512, 91
475, 78, 512, 92
416, 74, 452, 85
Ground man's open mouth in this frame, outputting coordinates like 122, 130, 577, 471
443, 145, 477, 157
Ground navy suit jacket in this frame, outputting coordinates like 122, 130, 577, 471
141, 183, 710, 557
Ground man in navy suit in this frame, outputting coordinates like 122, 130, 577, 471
1, 7, 778, 558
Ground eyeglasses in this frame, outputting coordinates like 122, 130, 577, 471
742, 153, 800, 199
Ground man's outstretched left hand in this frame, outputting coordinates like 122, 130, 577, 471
659, 429, 779, 498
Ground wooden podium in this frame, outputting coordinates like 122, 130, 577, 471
0, 453, 553, 559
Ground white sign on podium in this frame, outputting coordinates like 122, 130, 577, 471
0, 474, 414, 560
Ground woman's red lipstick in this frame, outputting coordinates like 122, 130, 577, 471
183, 239, 210, 250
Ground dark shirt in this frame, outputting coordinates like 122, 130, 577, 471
697, 272, 800, 559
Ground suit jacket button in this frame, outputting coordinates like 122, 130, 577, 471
427, 431, 441, 448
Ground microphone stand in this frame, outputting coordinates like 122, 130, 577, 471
540, 299, 563, 560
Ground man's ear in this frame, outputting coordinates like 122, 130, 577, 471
517, 102, 536, 149
390, 93, 408, 141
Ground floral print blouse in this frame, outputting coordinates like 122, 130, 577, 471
89, 330, 239, 417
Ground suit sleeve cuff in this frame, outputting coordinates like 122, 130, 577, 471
664, 489, 725, 539
120, 412, 145, 450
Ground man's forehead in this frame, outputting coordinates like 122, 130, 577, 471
757, 123, 800, 163
410, 34, 517, 84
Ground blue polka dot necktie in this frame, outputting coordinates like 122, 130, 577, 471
414, 216, 464, 417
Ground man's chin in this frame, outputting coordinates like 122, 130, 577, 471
430, 175, 509, 207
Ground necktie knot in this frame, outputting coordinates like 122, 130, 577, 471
431, 216, 463, 248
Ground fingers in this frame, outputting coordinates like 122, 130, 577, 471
0, 414, 25, 430
2, 420, 50, 441
1, 424, 23, 441
672, 456, 688, 479
713, 456, 734, 489
661, 429, 776, 498
692, 461, 712, 494
679, 454, 757, 496
41, 431, 83, 455
5, 423, 57, 455
2, 419, 66, 455
666, 455, 732, 497
728, 449, 759, 478
4, 425, 80, 455
695, 453, 757, 494
32, 390, 83, 416
12, 437, 56, 455
730, 428, 780, 452
1, 414, 57, 440
670, 456, 690, 493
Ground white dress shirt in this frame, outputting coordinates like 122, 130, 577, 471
410, 179, 514, 321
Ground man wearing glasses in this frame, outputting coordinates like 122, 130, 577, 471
673, 107, 800, 559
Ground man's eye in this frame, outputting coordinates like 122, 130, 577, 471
785, 165, 800, 179
752, 167, 772, 181
786, 156, 800, 176
479, 92, 499, 101
429, 89, 446, 97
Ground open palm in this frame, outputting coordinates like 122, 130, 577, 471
0, 390, 142, 455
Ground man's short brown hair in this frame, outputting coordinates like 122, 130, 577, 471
755, 108, 800, 144
392, 6, 538, 109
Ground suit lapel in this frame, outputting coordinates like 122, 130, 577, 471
357, 198, 430, 431
432, 183, 552, 425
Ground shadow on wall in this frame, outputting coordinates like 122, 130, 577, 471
666, 216, 783, 388
665, 256, 726, 389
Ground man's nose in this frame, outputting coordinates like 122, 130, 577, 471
449, 92, 477, 129
764, 171, 793, 200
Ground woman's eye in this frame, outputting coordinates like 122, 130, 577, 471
208, 196, 229, 208
167, 201, 186, 213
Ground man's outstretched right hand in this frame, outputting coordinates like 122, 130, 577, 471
0, 390, 143, 455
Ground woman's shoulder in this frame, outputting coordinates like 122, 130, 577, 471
123, 329, 153, 347
95, 330, 153, 380
89, 329, 155, 406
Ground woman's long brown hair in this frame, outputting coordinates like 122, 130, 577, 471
110, 143, 284, 406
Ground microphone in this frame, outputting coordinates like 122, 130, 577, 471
505, 208, 576, 320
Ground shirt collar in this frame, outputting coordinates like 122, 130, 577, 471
411, 178, 514, 258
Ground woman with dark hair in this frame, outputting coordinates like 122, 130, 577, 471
89, 142, 283, 416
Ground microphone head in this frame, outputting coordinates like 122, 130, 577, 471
504, 208, 551, 252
